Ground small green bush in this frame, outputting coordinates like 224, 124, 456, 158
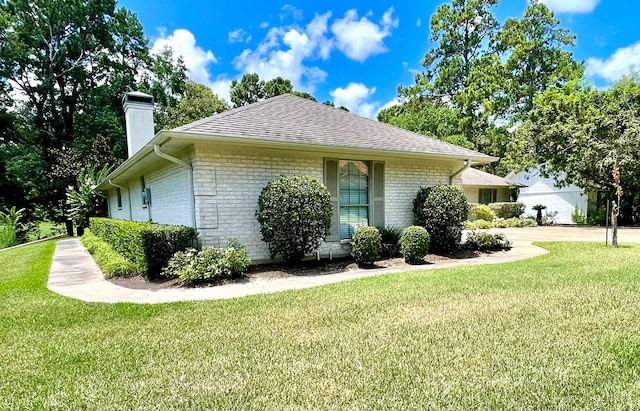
350, 226, 382, 265
0, 206, 25, 248
464, 217, 537, 230
414, 185, 468, 253
468, 203, 495, 222
89, 218, 198, 280
488, 202, 525, 219
571, 207, 587, 225
81, 231, 142, 278
464, 219, 493, 230
256, 175, 332, 262
464, 231, 512, 251
163, 240, 250, 287
399, 226, 430, 264
377, 225, 403, 258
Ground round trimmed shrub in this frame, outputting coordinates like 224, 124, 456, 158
350, 226, 382, 265
256, 175, 332, 262
400, 226, 430, 264
468, 203, 495, 222
413, 184, 469, 253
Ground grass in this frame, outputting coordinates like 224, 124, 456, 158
2, 241, 640, 409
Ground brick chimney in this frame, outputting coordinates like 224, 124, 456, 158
123, 91, 155, 157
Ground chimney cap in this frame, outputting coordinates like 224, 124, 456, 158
123, 91, 154, 106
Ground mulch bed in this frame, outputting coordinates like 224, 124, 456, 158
109, 249, 489, 291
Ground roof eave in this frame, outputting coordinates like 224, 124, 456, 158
97, 130, 498, 190
164, 130, 498, 163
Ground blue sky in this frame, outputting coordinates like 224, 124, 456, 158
118, 0, 640, 118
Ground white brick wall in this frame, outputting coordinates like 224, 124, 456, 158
105, 144, 465, 263
192, 145, 324, 261
385, 159, 457, 228
106, 160, 191, 226
193, 146, 461, 262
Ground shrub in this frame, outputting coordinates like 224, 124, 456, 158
414, 185, 468, 253
464, 217, 537, 229
468, 203, 495, 222
256, 175, 332, 262
464, 219, 493, 230
0, 206, 25, 248
464, 231, 512, 251
377, 225, 403, 258
488, 202, 525, 219
572, 207, 587, 225
350, 226, 382, 265
89, 218, 198, 280
399, 226, 430, 264
81, 231, 142, 278
164, 240, 251, 287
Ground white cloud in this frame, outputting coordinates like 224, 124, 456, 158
233, 12, 333, 92
331, 7, 399, 62
280, 4, 303, 21
416, 18, 421, 27
538, 0, 599, 14
150, 29, 231, 103
228, 28, 248, 43
151, 29, 217, 88
259, 22, 270, 29
586, 41, 640, 82
330, 82, 378, 118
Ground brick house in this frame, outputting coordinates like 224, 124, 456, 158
96, 92, 497, 262
461, 167, 520, 205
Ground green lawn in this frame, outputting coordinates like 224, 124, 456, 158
2, 241, 640, 410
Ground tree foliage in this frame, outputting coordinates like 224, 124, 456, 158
163, 81, 229, 129
384, 0, 582, 171
230, 73, 317, 107
493, 1, 583, 121
0, 0, 219, 219
517, 75, 640, 224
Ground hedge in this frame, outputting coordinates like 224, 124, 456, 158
488, 202, 525, 219
89, 218, 198, 280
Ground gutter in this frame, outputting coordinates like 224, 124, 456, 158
153, 144, 196, 229
449, 159, 470, 184
108, 180, 133, 220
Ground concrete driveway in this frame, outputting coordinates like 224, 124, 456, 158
486, 225, 640, 245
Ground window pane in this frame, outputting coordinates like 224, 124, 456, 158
338, 160, 370, 239
340, 206, 368, 239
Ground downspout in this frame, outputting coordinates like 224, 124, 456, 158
153, 144, 196, 229
108, 180, 133, 220
449, 159, 470, 184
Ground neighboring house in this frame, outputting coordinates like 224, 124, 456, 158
506, 167, 590, 224
461, 167, 518, 204
97, 92, 497, 262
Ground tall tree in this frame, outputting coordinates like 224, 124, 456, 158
0, 0, 147, 217
230, 73, 317, 107
402, 0, 501, 146
377, 100, 473, 149
139, 46, 189, 132
163, 81, 229, 129
518, 76, 640, 225
493, 1, 583, 122
230, 73, 265, 107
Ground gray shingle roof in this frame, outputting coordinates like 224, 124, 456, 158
172, 94, 495, 161
461, 167, 515, 187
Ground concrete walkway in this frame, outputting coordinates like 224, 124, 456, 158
47, 226, 640, 304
